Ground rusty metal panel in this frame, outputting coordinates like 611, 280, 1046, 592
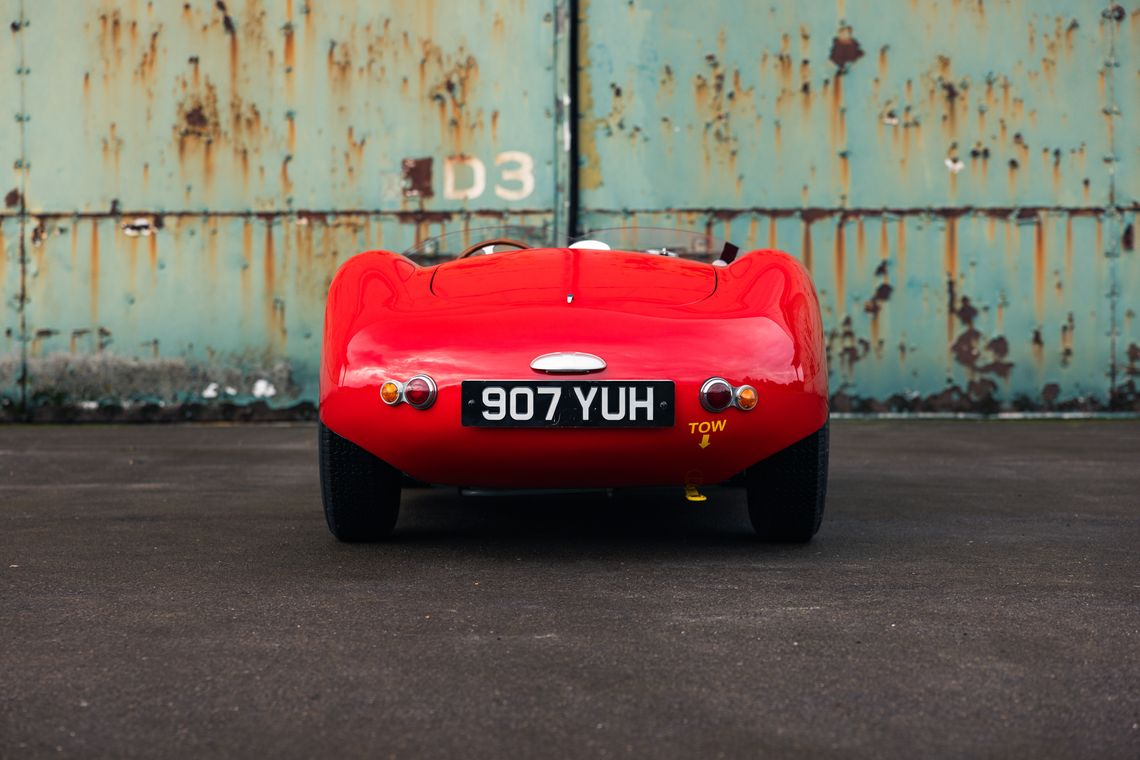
577, 0, 1136, 412
22, 0, 559, 215
578, 0, 1110, 209
1, 0, 1136, 418
18, 209, 553, 417
20, 212, 354, 414
2, 0, 23, 219
1116, 206, 1138, 407
6, 0, 568, 419
2, 0, 24, 417
1109, 5, 1137, 205
581, 208, 1115, 411
1, 216, 19, 415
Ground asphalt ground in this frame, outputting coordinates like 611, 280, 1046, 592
1, 420, 1138, 759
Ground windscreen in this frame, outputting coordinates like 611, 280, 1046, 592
402, 225, 736, 263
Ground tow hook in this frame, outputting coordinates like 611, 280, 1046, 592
683, 484, 707, 503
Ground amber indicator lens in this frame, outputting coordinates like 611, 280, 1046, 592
403, 376, 437, 409
700, 378, 734, 412
380, 381, 402, 405
735, 385, 758, 411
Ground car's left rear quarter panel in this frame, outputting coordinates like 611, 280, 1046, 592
321, 249, 828, 488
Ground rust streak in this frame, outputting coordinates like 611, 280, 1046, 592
280, 156, 293, 196
296, 217, 314, 271
746, 217, 759, 249
1034, 213, 1045, 321
229, 26, 240, 96
900, 104, 911, 170
203, 139, 214, 191
1064, 216, 1073, 295
70, 216, 79, 271
264, 220, 277, 346
944, 216, 957, 280
147, 227, 158, 275
834, 221, 846, 313
283, 18, 295, 93
371, 216, 383, 252
89, 220, 100, 323
125, 233, 139, 295
944, 217, 958, 345
830, 72, 844, 151
802, 220, 813, 274
205, 216, 219, 286
241, 218, 253, 326
878, 217, 890, 283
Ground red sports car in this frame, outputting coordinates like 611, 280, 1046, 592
318, 228, 829, 542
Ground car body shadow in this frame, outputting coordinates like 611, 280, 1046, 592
316, 486, 829, 557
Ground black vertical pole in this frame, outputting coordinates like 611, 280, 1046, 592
567, 0, 581, 239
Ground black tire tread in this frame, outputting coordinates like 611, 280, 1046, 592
318, 422, 401, 541
746, 422, 829, 543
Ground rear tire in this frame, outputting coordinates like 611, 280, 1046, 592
318, 421, 401, 541
746, 422, 829, 543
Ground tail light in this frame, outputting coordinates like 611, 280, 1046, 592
403, 376, 437, 409
700, 378, 734, 412
379, 375, 437, 409
380, 381, 402, 405
734, 385, 758, 410
700, 378, 757, 412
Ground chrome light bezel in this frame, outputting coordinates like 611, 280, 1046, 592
403, 375, 438, 410
699, 377, 735, 413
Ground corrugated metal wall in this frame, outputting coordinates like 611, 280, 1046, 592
1, 0, 1136, 419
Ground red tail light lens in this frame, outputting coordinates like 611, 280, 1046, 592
700, 378, 734, 412
403, 375, 437, 409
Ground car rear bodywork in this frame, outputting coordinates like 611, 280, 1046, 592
319, 246, 828, 489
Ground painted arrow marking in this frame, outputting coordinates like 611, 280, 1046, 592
698, 434, 711, 449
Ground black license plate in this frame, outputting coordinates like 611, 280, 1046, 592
462, 381, 674, 428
